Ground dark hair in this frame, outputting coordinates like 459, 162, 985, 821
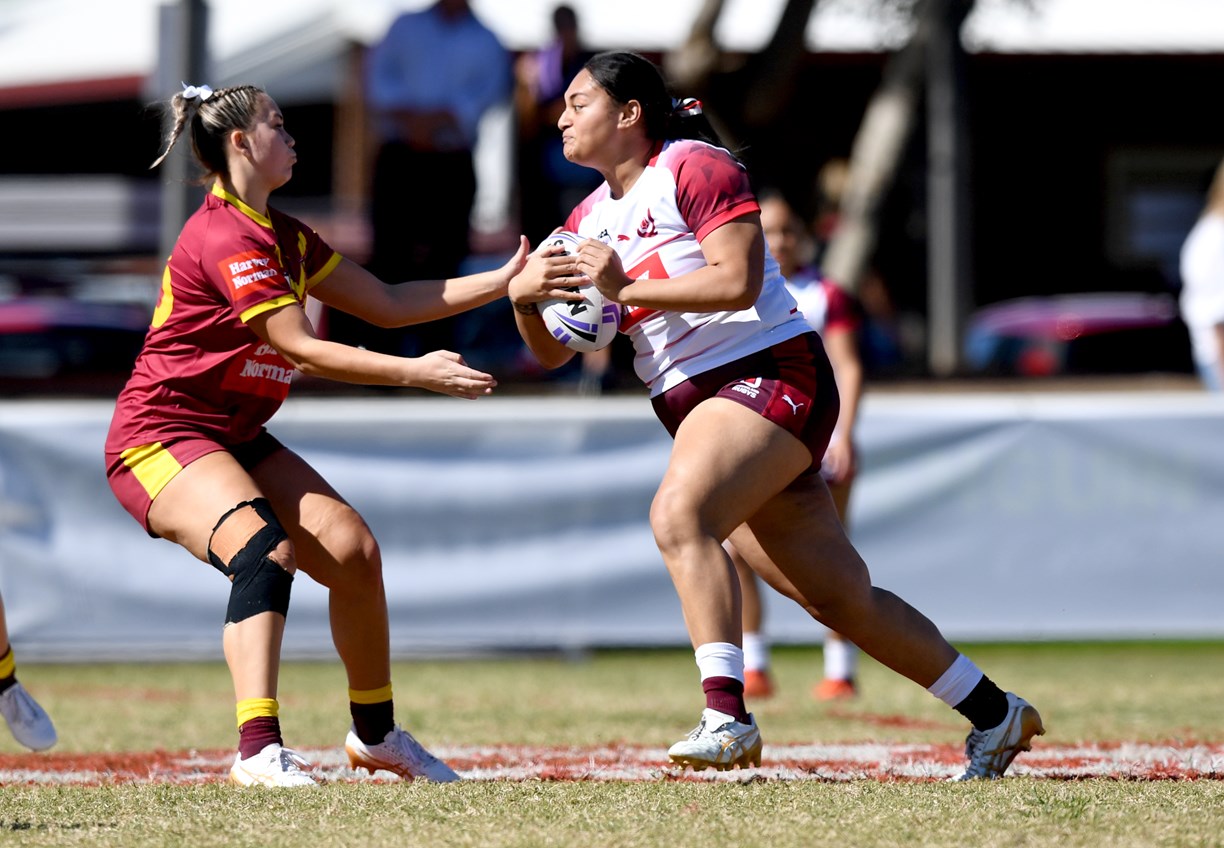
552, 4, 577, 32
582, 51, 727, 149
149, 84, 267, 183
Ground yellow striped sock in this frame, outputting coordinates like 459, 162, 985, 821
0, 647, 14, 680
348, 684, 394, 705
235, 697, 279, 728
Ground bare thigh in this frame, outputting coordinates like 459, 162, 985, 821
657, 397, 813, 543
147, 451, 266, 562
245, 447, 379, 589
728, 474, 873, 624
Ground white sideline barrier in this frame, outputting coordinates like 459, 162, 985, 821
1, 392, 1222, 661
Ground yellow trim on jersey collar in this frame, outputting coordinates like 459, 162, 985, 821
211, 182, 272, 228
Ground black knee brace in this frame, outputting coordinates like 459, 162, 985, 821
207, 497, 294, 624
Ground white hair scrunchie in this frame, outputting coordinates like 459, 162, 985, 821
181, 83, 214, 101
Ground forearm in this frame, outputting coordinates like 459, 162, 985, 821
834, 361, 863, 435
382, 270, 508, 327
510, 301, 576, 370
284, 337, 426, 388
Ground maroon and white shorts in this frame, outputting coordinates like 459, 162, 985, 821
650, 332, 840, 474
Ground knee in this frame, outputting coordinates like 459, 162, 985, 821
318, 506, 383, 589
649, 484, 709, 561
208, 498, 296, 624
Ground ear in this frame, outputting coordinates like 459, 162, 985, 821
618, 99, 643, 130
229, 128, 250, 156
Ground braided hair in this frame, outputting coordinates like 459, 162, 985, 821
149, 84, 266, 182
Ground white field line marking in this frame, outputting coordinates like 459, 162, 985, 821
1, 742, 1220, 785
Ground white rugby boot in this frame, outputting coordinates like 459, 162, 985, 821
345, 724, 461, 782
667, 708, 762, 771
229, 744, 319, 788
952, 692, 1045, 781
0, 682, 57, 751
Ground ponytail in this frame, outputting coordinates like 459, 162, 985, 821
583, 51, 731, 150
149, 82, 266, 183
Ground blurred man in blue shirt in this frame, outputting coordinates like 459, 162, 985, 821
349, 0, 512, 356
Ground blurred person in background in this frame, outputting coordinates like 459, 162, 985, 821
1179, 157, 1224, 391
508, 50, 1044, 780
336, 0, 512, 358
515, 4, 600, 246
105, 82, 531, 787
727, 188, 865, 702
514, 4, 612, 395
0, 593, 57, 751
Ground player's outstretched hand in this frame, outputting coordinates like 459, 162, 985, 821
412, 350, 498, 399
498, 235, 532, 286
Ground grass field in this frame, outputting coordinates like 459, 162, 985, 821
1, 641, 1221, 847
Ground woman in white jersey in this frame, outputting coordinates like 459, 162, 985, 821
508, 51, 1043, 780
729, 189, 866, 703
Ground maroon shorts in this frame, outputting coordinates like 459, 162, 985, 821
106, 429, 284, 536
651, 333, 840, 474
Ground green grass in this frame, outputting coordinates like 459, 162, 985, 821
1, 642, 1222, 848
3, 781, 1223, 848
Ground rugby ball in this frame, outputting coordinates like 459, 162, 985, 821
535, 231, 620, 352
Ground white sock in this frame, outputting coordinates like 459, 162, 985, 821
823, 635, 858, 681
926, 653, 984, 707
694, 642, 745, 683
742, 632, 770, 672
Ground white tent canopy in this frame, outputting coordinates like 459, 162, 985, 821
1, 0, 1223, 105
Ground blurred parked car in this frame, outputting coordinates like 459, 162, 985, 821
0, 296, 150, 394
964, 292, 1192, 377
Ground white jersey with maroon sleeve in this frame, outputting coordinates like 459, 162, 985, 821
785, 267, 862, 338
564, 139, 809, 397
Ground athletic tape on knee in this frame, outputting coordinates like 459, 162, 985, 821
207, 498, 294, 624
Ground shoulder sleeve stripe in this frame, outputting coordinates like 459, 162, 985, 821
304, 251, 343, 292
239, 294, 298, 324
694, 200, 760, 242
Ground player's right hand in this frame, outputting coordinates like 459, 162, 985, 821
412, 350, 497, 399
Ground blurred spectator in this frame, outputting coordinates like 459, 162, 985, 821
515, 11, 616, 395
809, 158, 906, 376
1178, 157, 1224, 391
811, 157, 850, 263
514, 4, 601, 246
731, 188, 866, 702
336, 0, 512, 357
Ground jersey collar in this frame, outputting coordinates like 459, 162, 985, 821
211, 182, 273, 229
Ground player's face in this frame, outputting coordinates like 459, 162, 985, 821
558, 70, 624, 170
759, 197, 802, 277
244, 95, 296, 189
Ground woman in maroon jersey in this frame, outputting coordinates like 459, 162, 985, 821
104, 83, 569, 787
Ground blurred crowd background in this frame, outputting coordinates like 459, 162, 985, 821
0, 0, 1219, 398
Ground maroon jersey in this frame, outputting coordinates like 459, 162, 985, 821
106, 184, 341, 452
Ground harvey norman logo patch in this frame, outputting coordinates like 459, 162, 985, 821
219, 250, 282, 299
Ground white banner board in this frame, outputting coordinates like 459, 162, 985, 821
1, 392, 1221, 660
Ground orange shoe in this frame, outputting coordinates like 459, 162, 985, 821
743, 669, 775, 699
813, 678, 858, 701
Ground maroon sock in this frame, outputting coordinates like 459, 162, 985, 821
238, 715, 283, 760
350, 699, 395, 746
702, 676, 750, 724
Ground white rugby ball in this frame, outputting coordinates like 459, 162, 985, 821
535, 231, 621, 352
